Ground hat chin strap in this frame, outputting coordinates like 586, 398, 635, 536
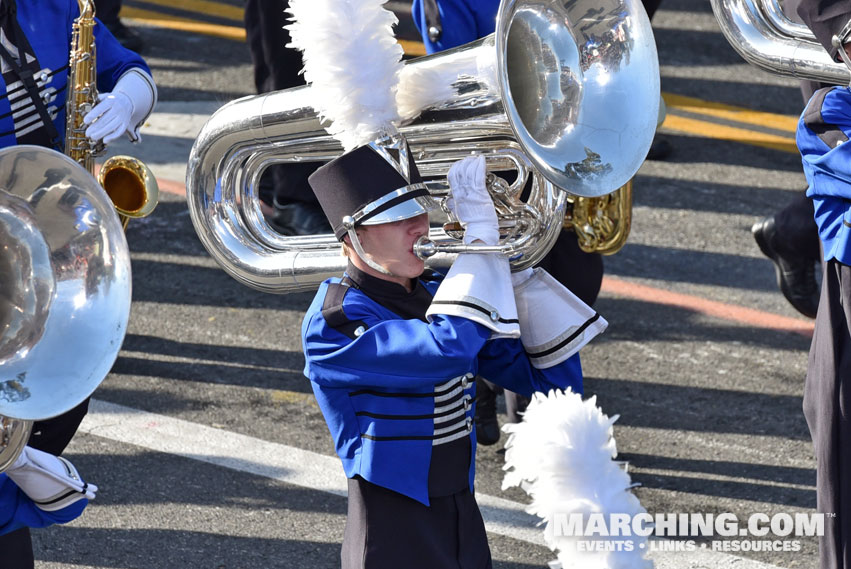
346, 226, 397, 277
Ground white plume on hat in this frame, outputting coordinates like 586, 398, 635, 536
286, 0, 405, 151
502, 389, 653, 569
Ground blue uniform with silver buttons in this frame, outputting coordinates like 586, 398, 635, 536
302, 263, 582, 505
301, 262, 582, 568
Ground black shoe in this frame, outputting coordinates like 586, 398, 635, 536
268, 201, 332, 236
106, 20, 145, 53
752, 216, 819, 318
474, 381, 500, 446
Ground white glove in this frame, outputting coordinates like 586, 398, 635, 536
84, 91, 132, 144
446, 155, 499, 245
7, 446, 97, 511
84, 68, 157, 144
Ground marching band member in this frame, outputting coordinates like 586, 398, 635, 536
0, 0, 156, 565
0, 0, 156, 151
795, 5, 851, 568
289, 0, 605, 562
301, 140, 606, 568
0, 446, 97, 535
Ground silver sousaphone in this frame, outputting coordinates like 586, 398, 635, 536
0, 146, 131, 471
186, 0, 660, 293
711, 0, 850, 84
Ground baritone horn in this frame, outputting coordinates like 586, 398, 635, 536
186, 0, 659, 293
0, 146, 132, 471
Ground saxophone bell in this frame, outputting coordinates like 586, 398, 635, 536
98, 155, 159, 229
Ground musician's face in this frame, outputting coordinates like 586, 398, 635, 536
349, 213, 430, 289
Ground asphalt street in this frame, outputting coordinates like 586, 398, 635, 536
24, 0, 825, 568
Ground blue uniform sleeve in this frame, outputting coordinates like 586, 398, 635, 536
303, 292, 493, 389
87, 13, 150, 91
798, 87, 851, 201
0, 474, 87, 536
411, 0, 499, 54
476, 338, 583, 397
798, 87, 851, 262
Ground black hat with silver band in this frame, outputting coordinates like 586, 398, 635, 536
308, 135, 437, 241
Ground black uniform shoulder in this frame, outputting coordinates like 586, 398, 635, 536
802, 87, 850, 150
321, 281, 369, 340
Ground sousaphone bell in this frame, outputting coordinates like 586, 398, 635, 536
0, 146, 131, 470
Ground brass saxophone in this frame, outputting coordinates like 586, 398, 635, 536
66, 0, 157, 228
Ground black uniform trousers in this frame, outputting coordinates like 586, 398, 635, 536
244, 0, 319, 207
806, 260, 851, 569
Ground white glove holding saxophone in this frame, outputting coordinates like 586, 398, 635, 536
446, 155, 499, 245
6, 446, 97, 511
84, 68, 157, 144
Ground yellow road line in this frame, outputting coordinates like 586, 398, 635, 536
123, 7, 246, 41
124, 7, 426, 54
663, 92, 798, 134
662, 113, 798, 154
130, 0, 427, 53
132, 0, 243, 21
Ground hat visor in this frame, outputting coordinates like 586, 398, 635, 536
359, 195, 439, 226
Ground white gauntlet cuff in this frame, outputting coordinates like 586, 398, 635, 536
514, 268, 607, 368
114, 68, 157, 142
7, 446, 97, 511
426, 253, 520, 338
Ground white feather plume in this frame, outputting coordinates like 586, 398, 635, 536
286, 0, 404, 151
502, 389, 653, 569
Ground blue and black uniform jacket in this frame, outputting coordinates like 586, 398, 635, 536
301, 263, 583, 506
798, 86, 851, 264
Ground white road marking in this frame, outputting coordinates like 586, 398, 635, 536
79, 399, 787, 569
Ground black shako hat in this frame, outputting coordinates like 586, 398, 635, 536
308, 136, 437, 240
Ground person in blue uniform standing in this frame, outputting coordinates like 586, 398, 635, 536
795, 14, 851, 568
0, 445, 97, 536
301, 135, 605, 568
0, 0, 156, 565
